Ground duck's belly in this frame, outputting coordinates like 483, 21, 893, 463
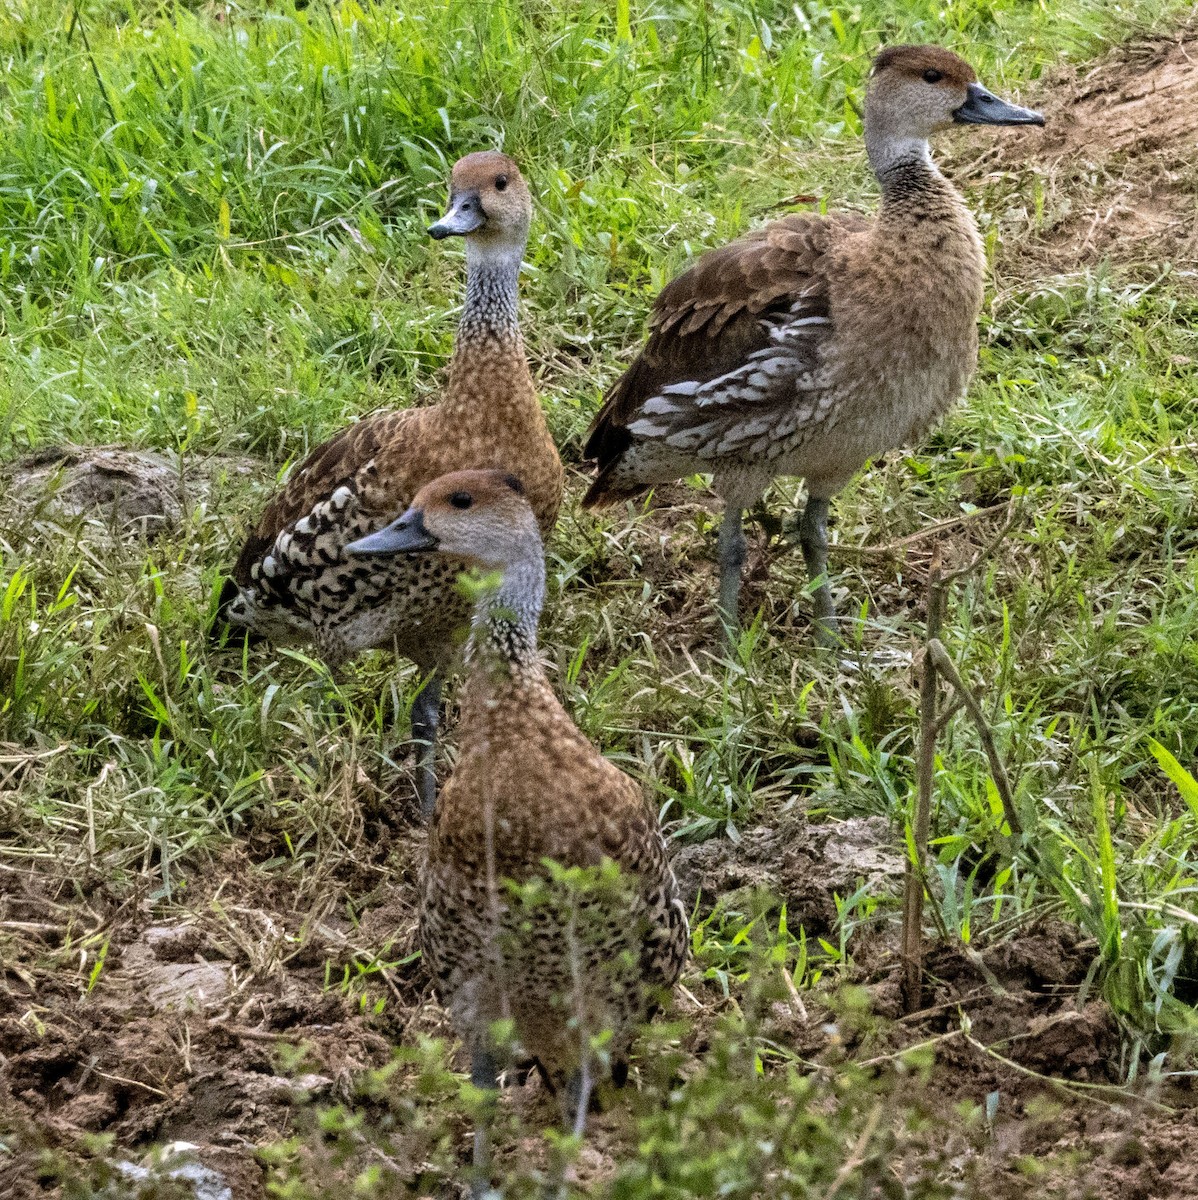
420, 866, 648, 1077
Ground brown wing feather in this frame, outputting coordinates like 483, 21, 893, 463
229, 409, 415, 589
583, 212, 867, 502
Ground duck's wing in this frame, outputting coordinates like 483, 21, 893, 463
582, 212, 867, 504
221, 407, 423, 628
586, 770, 690, 993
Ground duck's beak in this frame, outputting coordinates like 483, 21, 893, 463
953, 82, 1044, 127
428, 191, 486, 239
346, 508, 438, 556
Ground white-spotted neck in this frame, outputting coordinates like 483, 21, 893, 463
459, 240, 524, 343
466, 550, 544, 676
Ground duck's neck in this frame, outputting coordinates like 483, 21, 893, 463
457, 240, 524, 347
866, 129, 961, 216
465, 556, 545, 684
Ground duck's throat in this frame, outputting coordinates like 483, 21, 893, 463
466, 558, 544, 677
460, 243, 522, 343
863, 127, 956, 209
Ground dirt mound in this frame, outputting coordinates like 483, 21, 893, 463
672, 812, 905, 935
978, 32, 1198, 268
1, 445, 260, 540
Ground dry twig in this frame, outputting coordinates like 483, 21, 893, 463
902, 547, 942, 1013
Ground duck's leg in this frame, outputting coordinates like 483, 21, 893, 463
543, 1062, 594, 1200
717, 505, 747, 639
410, 673, 442, 821
469, 1045, 499, 1200
799, 495, 837, 647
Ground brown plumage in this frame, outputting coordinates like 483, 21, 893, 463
583, 46, 1043, 644
220, 153, 563, 815
345, 469, 688, 1175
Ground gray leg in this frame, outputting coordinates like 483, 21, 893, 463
470, 1046, 498, 1199
410, 674, 442, 821
799, 496, 837, 647
717, 505, 747, 639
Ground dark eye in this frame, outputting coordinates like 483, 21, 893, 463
494, 175, 508, 191
922, 69, 943, 84
449, 492, 473, 510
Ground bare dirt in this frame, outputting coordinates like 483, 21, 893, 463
0, 848, 417, 1198
4, 809, 1196, 1199
968, 29, 1198, 271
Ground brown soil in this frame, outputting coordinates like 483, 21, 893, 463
0, 844, 426, 1199
4, 811, 1195, 1199
970, 29, 1198, 271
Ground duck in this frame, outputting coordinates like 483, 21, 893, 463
582, 46, 1043, 645
219, 152, 563, 816
345, 468, 689, 1187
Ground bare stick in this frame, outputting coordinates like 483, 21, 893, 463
902, 547, 942, 1014
927, 639, 1022, 837
817, 1102, 884, 1200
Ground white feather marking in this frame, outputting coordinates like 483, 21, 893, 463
661, 379, 701, 397
629, 418, 669, 439
262, 556, 277, 578
738, 417, 772, 438
642, 396, 682, 415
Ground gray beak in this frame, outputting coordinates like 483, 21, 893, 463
345, 508, 437, 556
428, 191, 486, 239
953, 82, 1044, 127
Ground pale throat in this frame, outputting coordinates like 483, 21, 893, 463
865, 126, 935, 182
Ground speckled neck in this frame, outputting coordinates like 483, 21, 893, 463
458, 242, 523, 344
466, 554, 544, 678
866, 135, 961, 218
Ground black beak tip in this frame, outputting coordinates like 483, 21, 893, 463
427, 223, 450, 240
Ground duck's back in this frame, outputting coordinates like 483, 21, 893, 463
585, 174, 986, 504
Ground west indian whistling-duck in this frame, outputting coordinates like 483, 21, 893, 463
220, 154, 563, 815
346, 469, 688, 1191
583, 47, 1043, 645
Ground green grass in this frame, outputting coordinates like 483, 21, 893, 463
3, 0, 1198, 1192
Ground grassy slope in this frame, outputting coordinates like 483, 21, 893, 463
2, 0, 1198, 1183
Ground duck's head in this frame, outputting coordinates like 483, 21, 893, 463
428, 152, 532, 253
866, 45, 1043, 146
345, 469, 540, 573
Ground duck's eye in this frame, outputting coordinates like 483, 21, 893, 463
922, 69, 943, 84
494, 175, 508, 191
449, 492, 473, 510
